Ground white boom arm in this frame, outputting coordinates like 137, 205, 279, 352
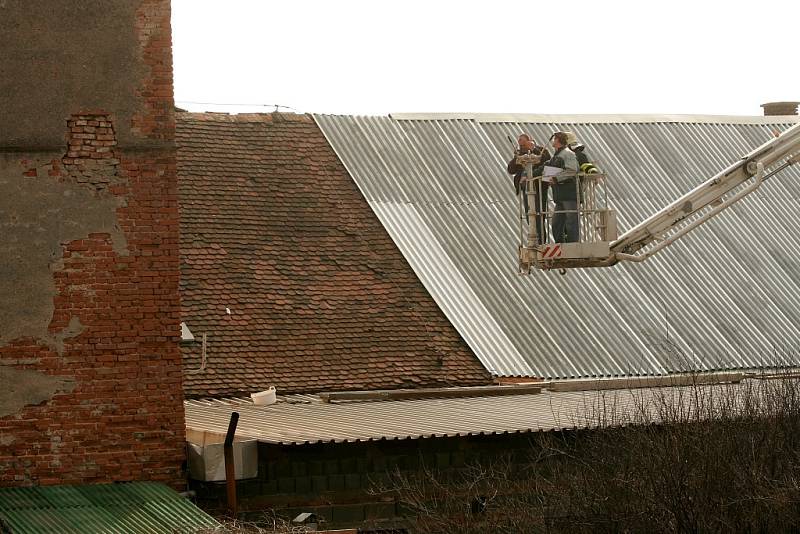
610, 122, 800, 263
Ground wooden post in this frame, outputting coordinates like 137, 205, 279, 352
223, 412, 239, 516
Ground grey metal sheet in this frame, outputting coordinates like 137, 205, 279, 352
184, 379, 761, 445
183, 391, 607, 444
370, 201, 528, 376
315, 113, 800, 378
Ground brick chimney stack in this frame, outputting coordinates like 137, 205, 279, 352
761, 101, 799, 116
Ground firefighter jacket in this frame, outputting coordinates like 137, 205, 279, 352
570, 142, 600, 174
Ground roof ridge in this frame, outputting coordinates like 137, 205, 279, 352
386, 112, 800, 124
177, 111, 313, 123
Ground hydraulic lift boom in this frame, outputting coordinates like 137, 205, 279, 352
518, 122, 800, 273
612, 121, 800, 263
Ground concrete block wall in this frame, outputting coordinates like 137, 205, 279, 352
191, 433, 542, 528
0, 0, 185, 488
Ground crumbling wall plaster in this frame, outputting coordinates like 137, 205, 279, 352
0, 366, 76, 418
0, 0, 185, 488
0, 146, 125, 349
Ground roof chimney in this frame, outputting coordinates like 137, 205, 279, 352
760, 101, 799, 116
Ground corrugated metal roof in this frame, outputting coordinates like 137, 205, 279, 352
184, 376, 756, 445
314, 113, 800, 378
0, 482, 219, 534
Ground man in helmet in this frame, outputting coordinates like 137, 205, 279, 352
563, 131, 600, 175
507, 133, 551, 244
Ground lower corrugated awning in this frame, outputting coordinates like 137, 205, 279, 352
0, 482, 220, 534
184, 375, 753, 446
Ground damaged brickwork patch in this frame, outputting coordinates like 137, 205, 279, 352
62, 113, 125, 194
0, 365, 76, 418
0, 114, 127, 351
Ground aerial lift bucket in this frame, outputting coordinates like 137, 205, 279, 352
518, 172, 618, 273
517, 122, 800, 274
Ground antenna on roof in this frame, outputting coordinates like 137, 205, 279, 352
174, 101, 299, 113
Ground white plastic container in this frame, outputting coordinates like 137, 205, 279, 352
251, 386, 276, 406
186, 431, 258, 481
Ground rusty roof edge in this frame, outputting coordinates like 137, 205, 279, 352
317, 383, 544, 403
183, 372, 755, 408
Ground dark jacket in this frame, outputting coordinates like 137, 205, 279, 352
570, 142, 600, 174
507, 145, 551, 195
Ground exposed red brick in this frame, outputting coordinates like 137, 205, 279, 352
130, 0, 174, 141
0, 0, 183, 488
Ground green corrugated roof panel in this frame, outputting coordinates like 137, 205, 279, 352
1, 508, 73, 533
0, 482, 220, 534
0, 487, 51, 509
43, 485, 94, 508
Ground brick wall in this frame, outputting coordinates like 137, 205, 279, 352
0, 0, 185, 488
761, 102, 799, 116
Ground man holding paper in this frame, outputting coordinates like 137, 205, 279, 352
547, 132, 580, 243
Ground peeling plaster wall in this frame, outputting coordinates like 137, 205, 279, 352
0, 0, 184, 488
0, 366, 76, 419
0, 152, 124, 349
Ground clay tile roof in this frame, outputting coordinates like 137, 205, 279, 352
176, 112, 490, 397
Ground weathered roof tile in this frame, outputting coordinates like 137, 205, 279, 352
177, 112, 490, 397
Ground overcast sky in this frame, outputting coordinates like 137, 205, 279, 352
171, 0, 798, 117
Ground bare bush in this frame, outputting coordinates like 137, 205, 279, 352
377, 376, 800, 533
192, 512, 310, 534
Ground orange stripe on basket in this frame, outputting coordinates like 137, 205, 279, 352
542, 245, 561, 259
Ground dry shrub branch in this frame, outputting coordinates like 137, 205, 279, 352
377, 375, 800, 533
